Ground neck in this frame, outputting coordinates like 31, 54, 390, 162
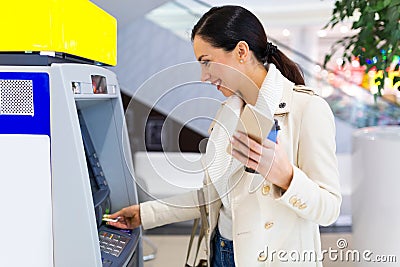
236, 63, 267, 105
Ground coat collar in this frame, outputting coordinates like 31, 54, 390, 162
274, 77, 294, 115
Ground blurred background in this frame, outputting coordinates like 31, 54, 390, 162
90, 1, 400, 266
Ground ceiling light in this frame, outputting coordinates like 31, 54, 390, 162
352, 60, 360, 68
317, 30, 327, 37
282, 29, 290, 37
314, 65, 322, 73
321, 86, 334, 98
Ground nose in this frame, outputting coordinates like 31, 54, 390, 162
200, 68, 211, 82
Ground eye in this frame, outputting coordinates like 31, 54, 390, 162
200, 60, 210, 67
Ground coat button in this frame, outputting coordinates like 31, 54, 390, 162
299, 203, 307, 210
279, 102, 286, 108
220, 241, 225, 247
289, 196, 297, 205
293, 199, 302, 208
264, 221, 274, 230
262, 185, 271, 195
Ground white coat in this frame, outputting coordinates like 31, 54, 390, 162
139, 77, 342, 266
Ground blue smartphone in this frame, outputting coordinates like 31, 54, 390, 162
266, 119, 280, 143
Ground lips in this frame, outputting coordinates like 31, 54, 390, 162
212, 79, 222, 90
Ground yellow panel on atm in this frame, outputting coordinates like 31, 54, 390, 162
0, 0, 117, 66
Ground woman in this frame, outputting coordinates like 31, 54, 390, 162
107, 5, 341, 266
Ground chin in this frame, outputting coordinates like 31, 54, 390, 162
220, 86, 235, 97
222, 92, 234, 97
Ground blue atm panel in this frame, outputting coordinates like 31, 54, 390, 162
0, 72, 50, 136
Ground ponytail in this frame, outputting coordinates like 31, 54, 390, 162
268, 49, 305, 85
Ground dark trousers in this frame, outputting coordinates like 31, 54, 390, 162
211, 227, 235, 267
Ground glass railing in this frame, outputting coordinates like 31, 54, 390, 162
146, 0, 209, 40
303, 66, 400, 128
270, 37, 400, 128
146, 0, 400, 128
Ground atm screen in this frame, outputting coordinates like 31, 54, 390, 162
78, 111, 138, 266
78, 111, 111, 227
85, 151, 111, 226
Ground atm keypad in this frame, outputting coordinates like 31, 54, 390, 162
99, 231, 130, 257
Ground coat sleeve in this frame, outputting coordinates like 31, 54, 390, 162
139, 167, 214, 230
139, 190, 201, 230
275, 95, 342, 226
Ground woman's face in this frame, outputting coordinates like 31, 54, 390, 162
193, 36, 243, 97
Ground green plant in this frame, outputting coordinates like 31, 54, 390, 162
324, 0, 400, 95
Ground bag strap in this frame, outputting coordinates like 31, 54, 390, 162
198, 188, 209, 229
185, 188, 209, 267
185, 217, 200, 266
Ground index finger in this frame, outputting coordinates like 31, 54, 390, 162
234, 131, 263, 154
107, 221, 129, 229
105, 210, 123, 219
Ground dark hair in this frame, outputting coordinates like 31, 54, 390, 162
191, 6, 305, 85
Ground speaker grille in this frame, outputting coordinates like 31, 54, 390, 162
0, 79, 34, 115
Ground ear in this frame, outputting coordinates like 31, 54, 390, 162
235, 41, 250, 62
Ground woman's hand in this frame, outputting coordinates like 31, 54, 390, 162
231, 132, 293, 190
105, 205, 141, 229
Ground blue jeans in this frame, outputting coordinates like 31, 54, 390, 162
211, 227, 235, 267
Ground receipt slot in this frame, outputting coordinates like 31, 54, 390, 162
0, 64, 143, 267
352, 126, 400, 265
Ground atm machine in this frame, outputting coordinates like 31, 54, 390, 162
0, 63, 143, 267
0, 1, 143, 266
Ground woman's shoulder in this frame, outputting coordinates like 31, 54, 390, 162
290, 85, 333, 118
292, 85, 329, 108
293, 85, 317, 96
